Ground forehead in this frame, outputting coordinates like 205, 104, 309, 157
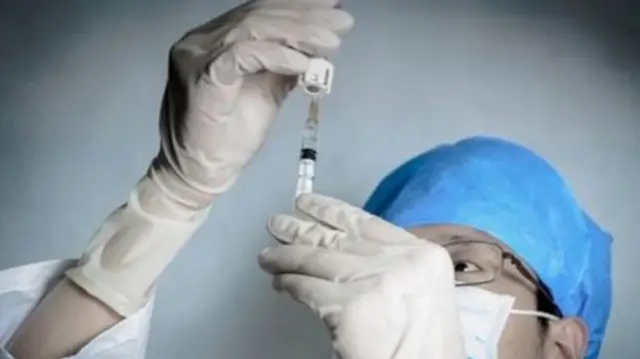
408, 224, 502, 247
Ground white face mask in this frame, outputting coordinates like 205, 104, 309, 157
455, 286, 559, 359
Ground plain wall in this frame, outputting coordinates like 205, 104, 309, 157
1, 1, 638, 358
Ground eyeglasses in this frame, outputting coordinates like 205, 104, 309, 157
442, 238, 562, 318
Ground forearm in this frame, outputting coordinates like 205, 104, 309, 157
6, 278, 122, 359
6, 172, 213, 359
64, 171, 211, 317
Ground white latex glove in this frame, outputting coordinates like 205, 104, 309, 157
154, 0, 354, 209
66, 1, 354, 317
259, 194, 467, 359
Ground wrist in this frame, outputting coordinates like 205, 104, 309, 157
135, 167, 213, 222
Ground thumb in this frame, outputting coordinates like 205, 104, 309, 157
205, 41, 309, 113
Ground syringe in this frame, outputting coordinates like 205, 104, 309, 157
295, 58, 334, 198
296, 59, 340, 359
295, 99, 320, 196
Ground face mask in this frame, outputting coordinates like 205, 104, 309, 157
455, 286, 558, 359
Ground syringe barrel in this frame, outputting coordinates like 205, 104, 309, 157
301, 110, 319, 150
295, 88, 321, 198
295, 158, 316, 196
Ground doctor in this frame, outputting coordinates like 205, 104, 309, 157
0, 1, 612, 359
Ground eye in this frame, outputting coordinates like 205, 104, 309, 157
453, 261, 481, 273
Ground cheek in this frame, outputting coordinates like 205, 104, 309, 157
479, 281, 542, 358
497, 314, 542, 359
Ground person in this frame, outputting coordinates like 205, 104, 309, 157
258, 137, 612, 359
0, 1, 612, 358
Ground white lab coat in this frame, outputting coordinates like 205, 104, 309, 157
0, 260, 154, 359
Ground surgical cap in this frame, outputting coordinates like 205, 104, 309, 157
364, 137, 612, 359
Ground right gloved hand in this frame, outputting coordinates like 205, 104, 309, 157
259, 194, 467, 359
65, 2, 354, 318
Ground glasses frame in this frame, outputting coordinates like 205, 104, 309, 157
442, 239, 562, 318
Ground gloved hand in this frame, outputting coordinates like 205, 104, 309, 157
259, 194, 467, 359
66, 1, 354, 317
153, 0, 354, 208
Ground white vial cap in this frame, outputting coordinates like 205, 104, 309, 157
299, 58, 334, 98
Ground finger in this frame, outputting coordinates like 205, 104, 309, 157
275, 275, 342, 331
258, 245, 396, 281
295, 193, 421, 246
180, 4, 351, 48
178, 2, 252, 40
257, 0, 342, 8
225, 20, 341, 57
207, 40, 309, 87
272, 274, 345, 317
274, 274, 377, 299
273, 273, 376, 329
252, 7, 354, 35
268, 214, 348, 248
267, 214, 412, 257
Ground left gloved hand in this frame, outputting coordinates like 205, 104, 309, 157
259, 193, 467, 359
64, 2, 353, 317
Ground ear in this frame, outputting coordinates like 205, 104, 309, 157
543, 317, 588, 359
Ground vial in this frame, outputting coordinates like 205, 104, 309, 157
299, 58, 334, 97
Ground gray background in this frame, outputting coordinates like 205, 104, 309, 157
1, 0, 638, 358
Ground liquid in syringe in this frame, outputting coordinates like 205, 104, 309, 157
296, 99, 320, 196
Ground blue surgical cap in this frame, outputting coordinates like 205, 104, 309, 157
364, 137, 612, 359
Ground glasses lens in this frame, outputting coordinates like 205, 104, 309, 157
444, 241, 504, 285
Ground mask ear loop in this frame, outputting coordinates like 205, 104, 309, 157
511, 309, 560, 321
503, 252, 564, 319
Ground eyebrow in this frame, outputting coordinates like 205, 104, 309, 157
447, 234, 477, 242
